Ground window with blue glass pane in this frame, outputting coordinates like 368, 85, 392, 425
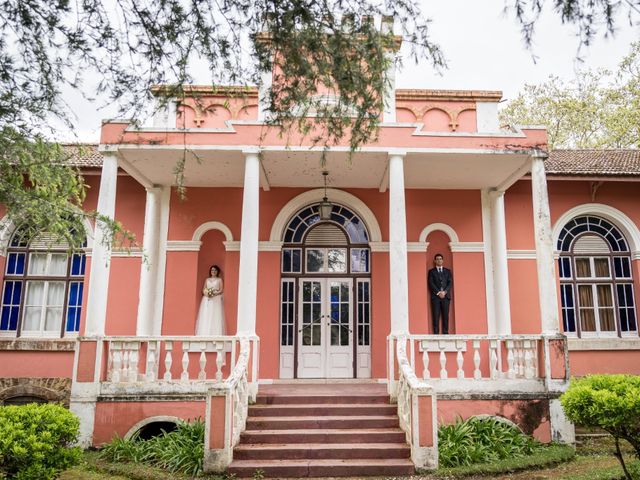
6, 253, 26, 275
558, 258, 571, 279
70, 254, 86, 276
66, 282, 83, 332
1, 281, 22, 331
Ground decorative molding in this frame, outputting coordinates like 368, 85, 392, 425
507, 250, 537, 259
568, 337, 640, 351
419, 223, 460, 243
269, 189, 382, 243
108, 249, 143, 258
166, 240, 202, 252
224, 241, 240, 252
0, 339, 76, 351
449, 242, 484, 253
407, 242, 429, 252
632, 251, 640, 261
552, 203, 640, 253
192, 221, 234, 243
369, 242, 389, 252
259, 241, 283, 252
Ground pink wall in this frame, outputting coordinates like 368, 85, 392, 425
371, 252, 390, 379
93, 401, 206, 445
105, 258, 141, 335
508, 259, 541, 334
256, 252, 281, 379
570, 350, 640, 376
0, 351, 74, 378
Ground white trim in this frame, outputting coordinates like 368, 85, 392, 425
109, 250, 143, 257
259, 241, 283, 252
153, 187, 171, 336
552, 203, 640, 254
407, 242, 428, 252
166, 240, 202, 251
418, 223, 460, 243
269, 188, 382, 243
224, 241, 240, 251
480, 191, 496, 334
568, 337, 640, 351
0, 214, 94, 257
449, 242, 484, 253
124, 415, 182, 440
369, 242, 389, 252
192, 221, 234, 243
507, 250, 537, 259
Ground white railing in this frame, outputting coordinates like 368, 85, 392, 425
205, 336, 258, 472
393, 335, 438, 470
409, 335, 544, 381
103, 336, 240, 383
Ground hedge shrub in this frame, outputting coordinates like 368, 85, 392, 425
0, 403, 81, 480
561, 374, 640, 480
438, 416, 541, 468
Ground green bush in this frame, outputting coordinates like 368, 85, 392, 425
100, 419, 204, 477
438, 416, 541, 468
0, 403, 81, 480
561, 374, 640, 480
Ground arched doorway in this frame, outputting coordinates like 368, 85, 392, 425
279, 203, 371, 379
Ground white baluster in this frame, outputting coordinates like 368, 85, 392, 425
439, 349, 447, 379
473, 340, 481, 380
146, 343, 156, 381
518, 343, 525, 377
507, 340, 515, 379
524, 340, 534, 379
112, 345, 122, 383
128, 345, 139, 382
106, 341, 114, 381
163, 341, 173, 380
215, 342, 224, 382
121, 349, 130, 383
181, 343, 190, 381
198, 343, 207, 380
456, 341, 465, 379
489, 340, 499, 379
422, 348, 430, 380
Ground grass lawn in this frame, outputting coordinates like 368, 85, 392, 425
61, 436, 638, 480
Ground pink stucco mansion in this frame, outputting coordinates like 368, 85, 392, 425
1, 38, 639, 476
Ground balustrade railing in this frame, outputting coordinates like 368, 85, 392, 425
409, 335, 544, 381
102, 336, 257, 385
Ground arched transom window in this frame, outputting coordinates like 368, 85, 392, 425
558, 216, 636, 337
1, 228, 86, 337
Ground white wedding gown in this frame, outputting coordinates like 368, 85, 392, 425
195, 277, 225, 336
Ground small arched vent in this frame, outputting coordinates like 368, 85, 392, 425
573, 235, 610, 254
305, 223, 347, 245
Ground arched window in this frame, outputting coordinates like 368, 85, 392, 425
1, 227, 86, 337
558, 216, 637, 337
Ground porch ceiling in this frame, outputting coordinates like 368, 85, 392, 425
116, 147, 531, 190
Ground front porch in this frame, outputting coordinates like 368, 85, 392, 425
70, 330, 573, 474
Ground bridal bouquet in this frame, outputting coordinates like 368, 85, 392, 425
205, 287, 216, 298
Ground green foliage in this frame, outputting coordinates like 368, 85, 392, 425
500, 42, 640, 149
561, 374, 640, 479
99, 420, 204, 477
438, 416, 542, 468
0, 403, 82, 480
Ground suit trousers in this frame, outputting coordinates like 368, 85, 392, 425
431, 296, 450, 334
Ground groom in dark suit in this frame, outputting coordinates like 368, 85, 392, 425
428, 253, 452, 334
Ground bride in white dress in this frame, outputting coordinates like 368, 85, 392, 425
195, 265, 225, 335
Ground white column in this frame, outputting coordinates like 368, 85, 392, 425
489, 191, 512, 335
381, 16, 396, 123
531, 152, 560, 334
84, 152, 118, 336
258, 67, 273, 121
236, 149, 261, 334
388, 152, 409, 334
136, 187, 170, 336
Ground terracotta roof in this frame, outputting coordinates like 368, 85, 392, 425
60, 144, 102, 167
546, 149, 640, 177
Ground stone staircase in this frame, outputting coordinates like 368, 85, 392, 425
227, 383, 414, 478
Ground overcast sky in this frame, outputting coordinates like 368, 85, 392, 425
63, 1, 638, 142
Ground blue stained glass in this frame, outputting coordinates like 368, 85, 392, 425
1, 307, 9, 330
7, 254, 16, 274
11, 282, 22, 304
2, 283, 12, 304
69, 283, 79, 305
71, 254, 86, 276
66, 308, 78, 332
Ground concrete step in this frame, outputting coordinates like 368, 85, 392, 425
248, 403, 398, 417
246, 415, 399, 430
239, 428, 406, 444
254, 394, 390, 405
227, 458, 415, 478
233, 442, 411, 460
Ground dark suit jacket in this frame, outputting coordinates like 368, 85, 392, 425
428, 267, 452, 300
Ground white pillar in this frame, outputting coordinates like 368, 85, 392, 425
388, 152, 409, 334
84, 153, 118, 336
531, 152, 560, 334
136, 187, 170, 336
381, 16, 396, 123
258, 67, 273, 121
236, 150, 261, 335
489, 191, 512, 335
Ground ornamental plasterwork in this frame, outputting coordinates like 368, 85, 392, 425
178, 100, 259, 127
396, 102, 476, 132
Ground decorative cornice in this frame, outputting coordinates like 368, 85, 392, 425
369, 242, 389, 252
224, 241, 240, 252
166, 240, 202, 252
259, 241, 284, 252
395, 89, 502, 103
507, 250, 537, 259
449, 242, 484, 253
151, 85, 259, 97
407, 242, 429, 252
